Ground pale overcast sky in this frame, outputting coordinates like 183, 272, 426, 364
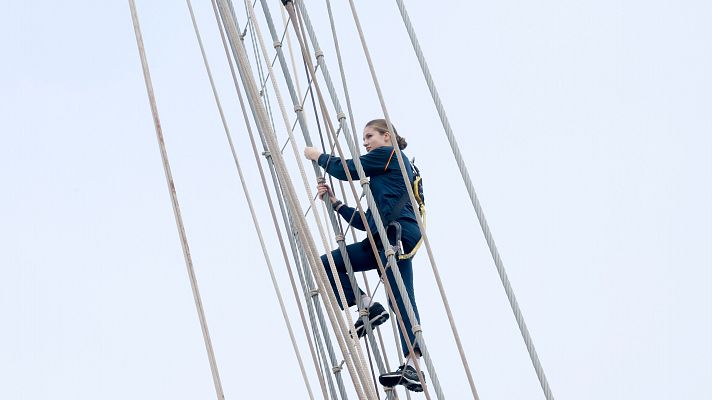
1, 1, 710, 399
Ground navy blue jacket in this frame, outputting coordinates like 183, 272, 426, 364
318, 146, 421, 248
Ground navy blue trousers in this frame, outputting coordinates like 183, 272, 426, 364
320, 225, 421, 357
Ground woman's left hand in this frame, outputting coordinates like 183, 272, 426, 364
304, 147, 322, 161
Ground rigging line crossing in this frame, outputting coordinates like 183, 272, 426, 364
298, 2, 442, 397
256, 20, 293, 100
346, 1, 493, 398
286, 3, 433, 399
257, 1, 395, 389
286, 5, 397, 370
210, 1, 352, 398
293, 2, 434, 398
346, 1, 449, 397
280, 5, 303, 99
127, 1, 225, 398
301, 2, 395, 371
244, 2, 279, 138
239, 0, 259, 38
217, 1, 377, 397
322, 0, 360, 158
213, 3, 355, 398
244, 2, 386, 396
287, 6, 398, 397
188, 0, 334, 397
393, 1, 554, 399
210, 2, 348, 398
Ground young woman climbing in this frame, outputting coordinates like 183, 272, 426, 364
303, 118, 425, 392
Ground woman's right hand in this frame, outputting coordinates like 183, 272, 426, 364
317, 183, 335, 203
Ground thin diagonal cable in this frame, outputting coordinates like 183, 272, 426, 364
239, 0, 258, 37
256, 21, 292, 96
393, 1, 554, 399
127, 1, 224, 398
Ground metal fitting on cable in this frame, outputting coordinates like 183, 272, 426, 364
314, 50, 324, 60
262, 150, 272, 158
359, 178, 369, 187
359, 308, 369, 317
294, 104, 303, 113
384, 248, 395, 257
317, 177, 326, 184
273, 40, 282, 49
259, 89, 264, 97
335, 234, 345, 242
337, 112, 346, 121
412, 324, 422, 334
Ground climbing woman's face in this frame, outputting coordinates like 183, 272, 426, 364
363, 126, 391, 152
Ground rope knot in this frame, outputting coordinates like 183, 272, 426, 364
317, 177, 326, 184
358, 308, 369, 317
384, 248, 395, 257
262, 151, 272, 158
273, 40, 282, 49
314, 50, 324, 60
359, 178, 369, 187
335, 234, 345, 242
412, 324, 422, 334
294, 104, 303, 112
337, 112, 346, 121
332, 360, 345, 374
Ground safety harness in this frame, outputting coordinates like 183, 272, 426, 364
384, 151, 426, 260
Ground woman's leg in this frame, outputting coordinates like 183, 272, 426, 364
381, 255, 421, 358
321, 240, 378, 309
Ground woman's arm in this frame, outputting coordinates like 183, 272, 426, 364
304, 146, 394, 181
316, 183, 366, 231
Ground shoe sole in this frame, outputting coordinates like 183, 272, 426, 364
378, 372, 423, 392
404, 378, 423, 393
378, 373, 401, 388
356, 310, 389, 338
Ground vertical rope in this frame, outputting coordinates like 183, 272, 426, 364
127, 1, 224, 398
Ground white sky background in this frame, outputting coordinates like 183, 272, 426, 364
1, 0, 710, 399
